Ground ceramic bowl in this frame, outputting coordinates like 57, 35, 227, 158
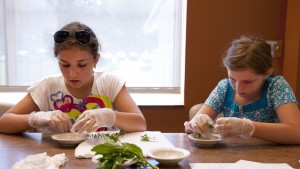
117, 158, 138, 168
52, 132, 88, 146
92, 155, 137, 168
147, 147, 190, 165
188, 133, 222, 147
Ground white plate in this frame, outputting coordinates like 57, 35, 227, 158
188, 133, 222, 147
52, 133, 88, 146
147, 147, 190, 165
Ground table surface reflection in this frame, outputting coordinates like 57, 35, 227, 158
1, 132, 300, 169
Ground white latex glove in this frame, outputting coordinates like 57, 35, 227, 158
71, 108, 116, 133
28, 110, 72, 132
214, 117, 255, 139
184, 114, 214, 136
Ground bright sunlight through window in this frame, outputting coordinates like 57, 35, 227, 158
0, 0, 187, 105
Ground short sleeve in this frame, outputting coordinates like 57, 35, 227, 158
94, 72, 126, 102
27, 78, 52, 111
204, 79, 228, 113
268, 76, 298, 108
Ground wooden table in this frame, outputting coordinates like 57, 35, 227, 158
1, 132, 300, 169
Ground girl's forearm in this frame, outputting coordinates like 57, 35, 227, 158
0, 113, 31, 134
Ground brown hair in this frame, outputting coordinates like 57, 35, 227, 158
223, 35, 273, 75
53, 22, 100, 59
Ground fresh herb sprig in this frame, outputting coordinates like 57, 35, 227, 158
91, 131, 158, 169
90, 130, 126, 143
140, 134, 151, 141
206, 122, 214, 129
92, 142, 158, 169
103, 130, 126, 143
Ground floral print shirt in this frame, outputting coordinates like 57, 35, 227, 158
204, 76, 297, 123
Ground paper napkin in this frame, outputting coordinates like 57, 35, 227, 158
11, 152, 67, 169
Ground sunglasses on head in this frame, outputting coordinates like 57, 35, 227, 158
54, 30, 92, 45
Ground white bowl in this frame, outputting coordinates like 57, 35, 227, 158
188, 133, 222, 147
147, 147, 190, 165
92, 155, 137, 168
52, 133, 88, 146
117, 158, 138, 168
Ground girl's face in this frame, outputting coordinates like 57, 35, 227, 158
228, 69, 268, 100
57, 46, 99, 90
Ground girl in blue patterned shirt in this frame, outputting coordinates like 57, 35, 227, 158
185, 35, 300, 144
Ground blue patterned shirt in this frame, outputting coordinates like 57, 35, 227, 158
204, 76, 297, 123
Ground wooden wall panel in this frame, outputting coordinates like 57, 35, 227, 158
141, 0, 287, 132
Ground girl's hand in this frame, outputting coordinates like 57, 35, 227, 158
28, 110, 72, 132
71, 108, 116, 133
184, 114, 214, 135
215, 117, 255, 138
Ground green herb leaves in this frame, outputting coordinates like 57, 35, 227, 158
140, 134, 151, 141
91, 131, 159, 169
90, 130, 126, 143
206, 122, 214, 129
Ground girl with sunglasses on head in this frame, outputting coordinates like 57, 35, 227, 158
0, 22, 147, 134
184, 35, 300, 144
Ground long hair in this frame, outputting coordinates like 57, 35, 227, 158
53, 22, 100, 59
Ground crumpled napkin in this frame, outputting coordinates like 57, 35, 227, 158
11, 152, 67, 169
75, 140, 97, 158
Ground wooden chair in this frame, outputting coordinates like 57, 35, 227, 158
0, 102, 14, 116
189, 103, 223, 120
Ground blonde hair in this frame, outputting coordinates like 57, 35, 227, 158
53, 22, 100, 59
223, 35, 273, 75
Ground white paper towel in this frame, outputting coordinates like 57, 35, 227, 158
11, 152, 67, 169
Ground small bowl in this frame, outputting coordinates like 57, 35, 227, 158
92, 155, 137, 168
147, 147, 190, 165
117, 158, 138, 168
188, 133, 222, 147
52, 132, 88, 146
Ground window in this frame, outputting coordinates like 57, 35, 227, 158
0, 0, 187, 105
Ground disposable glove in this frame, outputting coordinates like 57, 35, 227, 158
214, 117, 255, 139
71, 108, 116, 133
184, 114, 214, 136
28, 110, 72, 132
